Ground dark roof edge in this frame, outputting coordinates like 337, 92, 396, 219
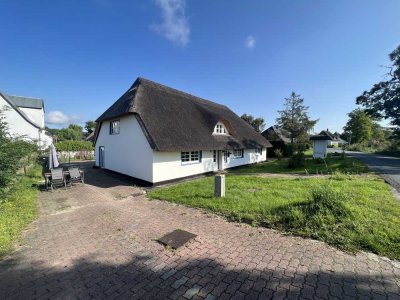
0, 92, 42, 129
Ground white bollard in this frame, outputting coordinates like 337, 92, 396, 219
214, 174, 225, 197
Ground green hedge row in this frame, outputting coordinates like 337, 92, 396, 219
55, 140, 94, 151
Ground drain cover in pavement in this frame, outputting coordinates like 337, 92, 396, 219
157, 229, 197, 249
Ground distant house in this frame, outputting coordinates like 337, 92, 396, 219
318, 129, 347, 147
261, 126, 291, 156
94, 77, 272, 184
0, 92, 52, 149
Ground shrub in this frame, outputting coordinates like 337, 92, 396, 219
55, 140, 94, 152
274, 149, 283, 160
288, 151, 305, 168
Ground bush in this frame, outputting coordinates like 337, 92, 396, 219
278, 184, 355, 249
288, 151, 305, 168
274, 149, 283, 160
0, 110, 38, 196
55, 140, 94, 151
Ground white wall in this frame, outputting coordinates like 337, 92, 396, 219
95, 115, 153, 182
1, 95, 40, 143
152, 151, 219, 183
224, 148, 266, 169
313, 140, 329, 158
20, 107, 45, 128
153, 148, 267, 183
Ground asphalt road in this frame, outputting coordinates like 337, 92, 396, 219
346, 151, 400, 192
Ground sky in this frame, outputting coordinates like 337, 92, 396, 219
0, 0, 399, 133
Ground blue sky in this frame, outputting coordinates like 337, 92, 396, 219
1, 0, 399, 132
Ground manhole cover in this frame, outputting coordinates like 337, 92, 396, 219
157, 229, 197, 249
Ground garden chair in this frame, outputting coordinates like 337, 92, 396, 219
68, 167, 84, 186
49, 168, 66, 192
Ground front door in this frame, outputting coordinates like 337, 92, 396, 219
99, 146, 105, 168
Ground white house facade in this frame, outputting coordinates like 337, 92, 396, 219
0, 92, 52, 149
95, 78, 271, 184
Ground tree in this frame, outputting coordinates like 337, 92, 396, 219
240, 114, 265, 133
57, 124, 83, 141
85, 121, 96, 134
0, 109, 37, 195
276, 92, 318, 148
356, 45, 400, 135
343, 109, 373, 144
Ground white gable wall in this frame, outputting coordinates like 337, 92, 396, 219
1, 95, 40, 142
20, 107, 45, 128
95, 115, 153, 182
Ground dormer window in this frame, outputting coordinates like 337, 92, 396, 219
213, 122, 229, 135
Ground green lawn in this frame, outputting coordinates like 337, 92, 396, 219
149, 174, 400, 260
231, 155, 369, 175
0, 167, 41, 256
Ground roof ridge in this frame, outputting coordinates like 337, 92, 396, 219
138, 77, 229, 109
7, 94, 43, 101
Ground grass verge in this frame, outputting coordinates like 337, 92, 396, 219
149, 174, 400, 260
231, 155, 369, 175
0, 166, 41, 256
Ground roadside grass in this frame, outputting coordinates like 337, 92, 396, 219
149, 174, 400, 260
0, 166, 41, 256
231, 155, 369, 175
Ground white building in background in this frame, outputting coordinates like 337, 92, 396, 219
94, 77, 272, 184
0, 92, 53, 149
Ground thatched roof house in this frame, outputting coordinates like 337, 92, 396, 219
95, 77, 271, 184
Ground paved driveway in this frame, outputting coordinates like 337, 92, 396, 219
346, 151, 400, 192
0, 163, 399, 300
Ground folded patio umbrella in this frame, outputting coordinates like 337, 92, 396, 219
49, 144, 60, 169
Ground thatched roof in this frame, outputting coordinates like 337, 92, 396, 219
96, 77, 272, 151
261, 126, 291, 143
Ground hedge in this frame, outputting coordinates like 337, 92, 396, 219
55, 141, 94, 152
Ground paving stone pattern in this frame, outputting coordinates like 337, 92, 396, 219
0, 163, 399, 299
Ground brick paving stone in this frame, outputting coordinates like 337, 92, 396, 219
0, 162, 398, 300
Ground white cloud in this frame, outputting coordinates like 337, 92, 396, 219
245, 35, 256, 49
152, 0, 190, 46
45, 111, 80, 125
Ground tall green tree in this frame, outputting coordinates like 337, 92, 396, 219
356, 45, 400, 135
240, 114, 265, 133
276, 92, 318, 148
343, 109, 373, 144
84, 121, 96, 134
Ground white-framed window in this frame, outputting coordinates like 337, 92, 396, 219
181, 151, 201, 164
233, 149, 244, 158
255, 148, 262, 155
213, 122, 229, 135
213, 150, 217, 162
110, 120, 120, 135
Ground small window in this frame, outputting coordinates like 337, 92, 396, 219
213, 150, 217, 162
255, 148, 262, 155
181, 151, 201, 164
213, 122, 228, 135
110, 120, 120, 135
233, 149, 244, 158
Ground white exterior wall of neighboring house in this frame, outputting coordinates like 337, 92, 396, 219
95, 115, 154, 182
20, 107, 45, 128
0, 95, 52, 149
312, 140, 329, 158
